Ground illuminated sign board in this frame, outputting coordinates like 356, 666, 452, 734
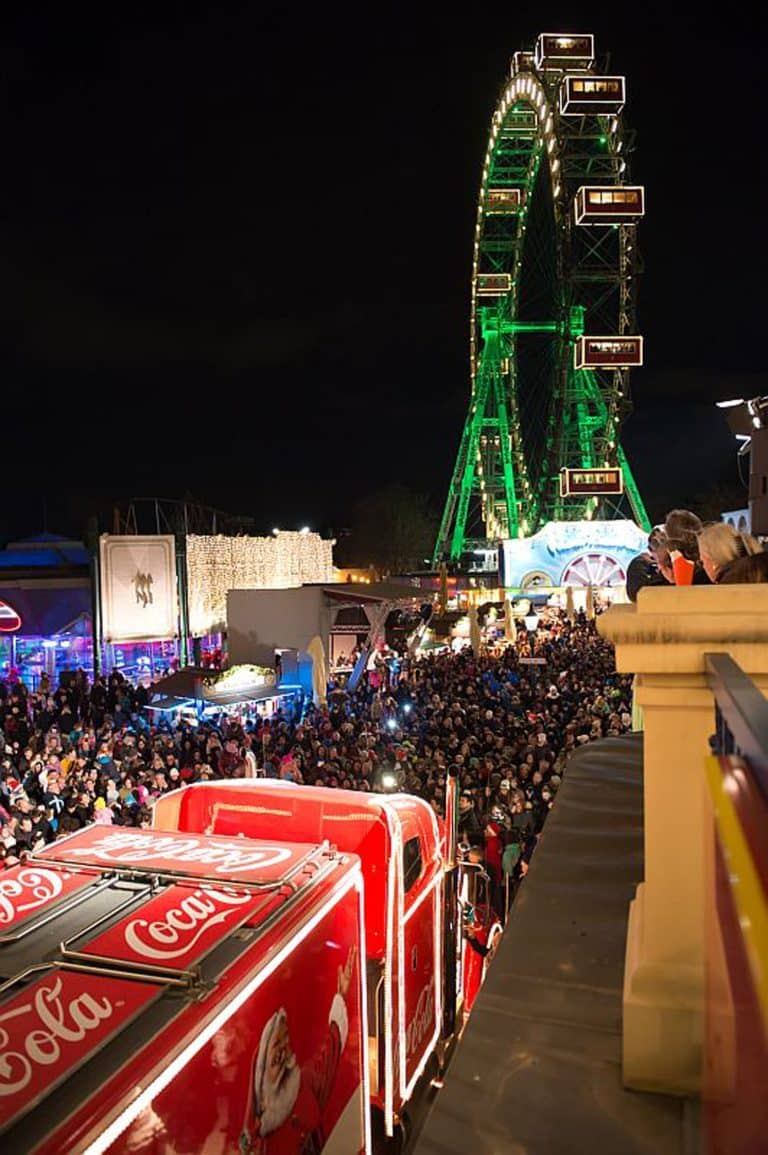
501, 110, 538, 134
574, 336, 643, 369
476, 273, 512, 296
534, 33, 595, 70
559, 468, 624, 496
574, 185, 645, 225
486, 188, 521, 214
0, 600, 22, 632
99, 535, 178, 642
560, 75, 625, 116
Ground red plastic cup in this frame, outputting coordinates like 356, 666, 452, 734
671, 552, 695, 586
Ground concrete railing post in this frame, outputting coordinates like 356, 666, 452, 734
598, 585, 768, 1095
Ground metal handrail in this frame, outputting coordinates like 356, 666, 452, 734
29, 858, 305, 894
705, 652, 768, 806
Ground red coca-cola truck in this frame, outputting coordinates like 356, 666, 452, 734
0, 779, 501, 1153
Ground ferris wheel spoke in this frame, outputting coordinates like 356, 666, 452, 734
561, 552, 626, 588
593, 555, 611, 585
584, 557, 598, 585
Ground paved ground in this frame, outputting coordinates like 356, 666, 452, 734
410, 734, 697, 1155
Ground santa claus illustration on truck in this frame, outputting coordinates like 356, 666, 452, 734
239, 946, 357, 1153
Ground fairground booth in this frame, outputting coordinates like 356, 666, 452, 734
499, 519, 647, 604
146, 663, 298, 724
227, 581, 431, 703
0, 534, 93, 690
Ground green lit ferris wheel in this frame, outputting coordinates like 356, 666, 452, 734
434, 33, 651, 565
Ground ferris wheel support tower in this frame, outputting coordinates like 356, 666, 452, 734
434, 33, 651, 566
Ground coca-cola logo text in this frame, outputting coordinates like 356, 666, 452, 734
64, 832, 292, 875
0, 869, 66, 924
405, 977, 435, 1059
124, 887, 252, 961
0, 977, 113, 1096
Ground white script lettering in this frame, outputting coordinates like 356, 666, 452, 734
65, 832, 292, 875
0, 869, 65, 925
0, 977, 113, 1096
124, 887, 252, 960
405, 977, 435, 1059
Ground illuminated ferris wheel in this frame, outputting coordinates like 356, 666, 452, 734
435, 33, 651, 564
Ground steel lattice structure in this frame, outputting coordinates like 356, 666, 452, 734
434, 34, 651, 565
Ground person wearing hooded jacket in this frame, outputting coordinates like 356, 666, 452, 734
458, 788, 483, 848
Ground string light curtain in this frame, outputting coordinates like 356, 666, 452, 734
186, 533, 334, 637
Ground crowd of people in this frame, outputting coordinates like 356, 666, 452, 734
0, 613, 632, 917
626, 508, 768, 599
2, 506, 763, 903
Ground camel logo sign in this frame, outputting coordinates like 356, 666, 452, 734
99, 534, 177, 642
0, 600, 22, 632
132, 570, 154, 607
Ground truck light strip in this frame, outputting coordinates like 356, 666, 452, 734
385, 795, 443, 1105
80, 866, 364, 1155
356, 873, 373, 1155
390, 794, 442, 858
387, 797, 444, 1109
208, 801, 293, 824
705, 756, 768, 1032
395, 817, 408, 1110
378, 800, 399, 1137
436, 869, 443, 1054
403, 874, 444, 1103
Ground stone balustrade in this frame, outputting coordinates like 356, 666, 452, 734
598, 584, 768, 1095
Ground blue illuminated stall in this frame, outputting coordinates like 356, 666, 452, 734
0, 534, 93, 689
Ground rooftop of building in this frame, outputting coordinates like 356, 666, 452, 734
0, 532, 89, 569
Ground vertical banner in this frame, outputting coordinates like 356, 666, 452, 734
100, 535, 178, 642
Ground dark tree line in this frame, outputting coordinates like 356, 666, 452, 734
336, 484, 438, 576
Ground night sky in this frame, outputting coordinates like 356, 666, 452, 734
5, 2, 765, 543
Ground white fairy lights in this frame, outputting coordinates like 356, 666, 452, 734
186, 532, 334, 637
